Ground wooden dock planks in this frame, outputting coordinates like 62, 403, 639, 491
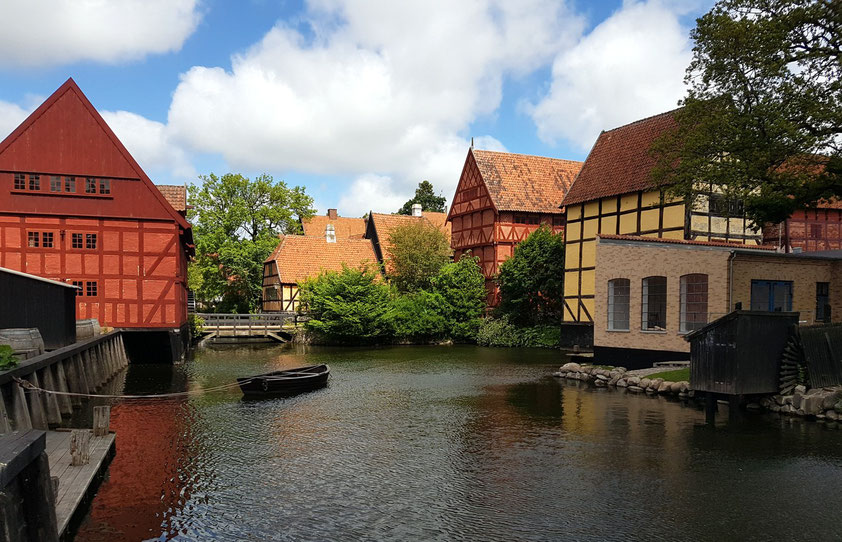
45, 430, 116, 537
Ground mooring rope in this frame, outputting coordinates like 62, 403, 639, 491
12, 376, 252, 400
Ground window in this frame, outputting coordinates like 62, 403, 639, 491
14, 173, 25, 190
607, 279, 630, 331
809, 224, 823, 239
71, 233, 83, 249
86, 281, 97, 297
85, 178, 97, 194
641, 276, 667, 330
27, 232, 39, 248
28, 174, 40, 191
680, 274, 708, 333
817, 282, 830, 323
50, 176, 62, 192
72, 281, 83, 296
552, 216, 565, 227
709, 194, 744, 217
514, 214, 540, 225
751, 280, 793, 312
85, 233, 97, 250
42, 232, 54, 248
99, 179, 111, 194
65, 176, 76, 193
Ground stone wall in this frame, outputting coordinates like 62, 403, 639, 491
555, 363, 691, 397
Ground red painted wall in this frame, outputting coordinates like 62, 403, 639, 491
0, 79, 191, 329
763, 208, 842, 253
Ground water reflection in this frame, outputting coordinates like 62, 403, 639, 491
71, 345, 842, 541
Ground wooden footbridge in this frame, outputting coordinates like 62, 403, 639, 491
196, 313, 300, 343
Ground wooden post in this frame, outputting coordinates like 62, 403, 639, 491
728, 394, 744, 423
12, 382, 32, 430
53, 362, 74, 415
70, 429, 91, 466
0, 386, 11, 434
705, 393, 718, 425
92, 406, 111, 437
61, 359, 82, 408
26, 373, 49, 430
38, 368, 63, 426
84, 348, 101, 391
118, 334, 130, 367
73, 354, 91, 395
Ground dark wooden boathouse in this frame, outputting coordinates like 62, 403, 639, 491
0, 266, 77, 350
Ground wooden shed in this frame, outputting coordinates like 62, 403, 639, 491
0, 266, 77, 349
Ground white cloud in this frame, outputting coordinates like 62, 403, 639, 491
0, 100, 30, 140
337, 174, 407, 217
167, 0, 584, 210
529, 1, 692, 150
0, 0, 201, 67
101, 110, 197, 182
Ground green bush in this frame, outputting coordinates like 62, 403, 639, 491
300, 266, 392, 342
431, 255, 486, 341
0, 345, 18, 371
188, 314, 205, 338
387, 291, 448, 341
476, 317, 560, 348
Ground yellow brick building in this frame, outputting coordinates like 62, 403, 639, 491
562, 111, 760, 325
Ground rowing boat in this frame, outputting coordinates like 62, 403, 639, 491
237, 364, 330, 397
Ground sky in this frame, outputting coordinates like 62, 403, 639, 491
0, 0, 713, 217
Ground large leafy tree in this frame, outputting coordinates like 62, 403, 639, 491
652, 0, 842, 225
384, 220, 452, 293
397, 180, 447, 214
430, 255, 487, 341
496, 226, 565, 326
188, 173, 314, 313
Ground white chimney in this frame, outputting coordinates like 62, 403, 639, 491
325, 223, 336, 243
412, 203, 422, 217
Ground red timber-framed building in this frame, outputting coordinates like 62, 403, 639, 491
447, 148, 582, 305
0, 78, 194, 361
763, 200, 842, 253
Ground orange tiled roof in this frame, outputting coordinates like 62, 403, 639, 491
598, 234, 777, 250
816, 199, 842, 210
563, 111, 679, 206
471, 149, 582, 213
156, 184, 188, 212
369, 212, 451, 242
265, 235, 378, 284
303, 215, 367, 238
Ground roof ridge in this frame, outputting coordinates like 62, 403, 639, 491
472, 148, 583, 164
601, 107, 681, 134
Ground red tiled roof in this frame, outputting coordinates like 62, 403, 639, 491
472, 149, 582, 213
598, 234, 777, 250
369, 212, 451, 241
563, 111, 679, 206
265, 235, 378, 284
156, 185, 188, 212
817, 199, 842, 210
303, 215, 367, 238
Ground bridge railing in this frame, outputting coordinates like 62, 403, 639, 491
195, 313, 304, 334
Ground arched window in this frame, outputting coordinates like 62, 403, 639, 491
607, 279, 630, 331
641, 276, 667, 331
680, 274, 708, 332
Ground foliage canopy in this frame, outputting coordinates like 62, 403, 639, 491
652, 0, 842, 225
397, 180, 447, 215
496, 225, 565, 325
385, 219, 452, 293
188, 173, 315, 313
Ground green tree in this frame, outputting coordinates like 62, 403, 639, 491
300, 266, 392, 342
385, 220, 452, 293
397, 180, 447, 214
188, 173, 314, 313
652, 0, 842, 225
430, 254, 487, 341
496, 226, 565, 326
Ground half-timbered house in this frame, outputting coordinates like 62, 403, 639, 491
365, 206, 450, 271
0, 79, 194, 361
447, 149, 582, 305
763, 200, 842, 253
561, 111, 761, 339
262, 233, 378, 312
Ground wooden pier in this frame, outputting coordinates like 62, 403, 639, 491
46, 429, 115, 538
197, 313, 297, 343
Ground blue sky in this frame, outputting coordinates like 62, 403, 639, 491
0, 0, 711, 216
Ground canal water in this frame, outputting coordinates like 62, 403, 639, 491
73, 344, 842, 541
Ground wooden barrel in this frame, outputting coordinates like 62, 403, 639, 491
75, 319, 101, 340
0, 328, 45, 359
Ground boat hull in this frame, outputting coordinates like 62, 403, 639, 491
237, 364, 330, 397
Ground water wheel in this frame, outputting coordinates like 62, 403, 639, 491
780, 328, 808, 395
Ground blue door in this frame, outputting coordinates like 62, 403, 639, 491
750, 280, 793, 312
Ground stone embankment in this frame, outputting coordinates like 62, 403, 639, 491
756, 386, 842, 420
554, 362, 691, 397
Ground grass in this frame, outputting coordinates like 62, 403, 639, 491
646, 367, 690, 382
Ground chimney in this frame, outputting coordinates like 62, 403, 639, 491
327, 208, 338, 220
325, 223, 336, 243
411, 203, 422, 217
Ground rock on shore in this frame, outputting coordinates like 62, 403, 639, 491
554, 363, 690, 398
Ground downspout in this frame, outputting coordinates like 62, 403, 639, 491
728, 250, 736, 313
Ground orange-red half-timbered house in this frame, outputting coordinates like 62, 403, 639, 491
0, 79, 194, 361
763, 200, 842, 253
447, 148, 582, 305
